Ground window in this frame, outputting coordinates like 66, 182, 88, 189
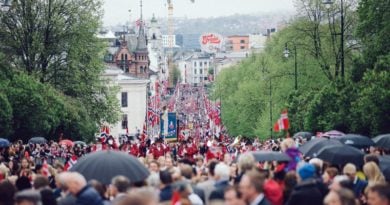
121, 53, 124, 60
125, 54, 128, 60
121, 114, 128, 129
200, 62, 203, 67
194, 69, 197, 74
121, 92, 128, 107
139, 66, 143, 73
204, 77, 208, 80
200, 69, 203, 74
194, 62, 197, 67
204, 62, 208, 67
240, 39, 245, 43
240, 46, 245, 50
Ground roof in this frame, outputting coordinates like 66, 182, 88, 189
102, 65, 149, 84
97, 30, 116, 39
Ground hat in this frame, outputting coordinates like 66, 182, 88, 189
298, 163, 315, 180
343, 163, 356, 175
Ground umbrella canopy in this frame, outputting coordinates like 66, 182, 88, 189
316, 145, 364, 166
293, 132, 313, 140
338, 134, 374, 149
379, 156, 390, 181
251, 151, 291, 162
28, 137, 47, 144
299, 138, 342, 158
0, 138, 10, 148
74, 141, 87, 147
323, 130, 345, 138
70, 150, 149, 184
59, 139, 74, 147
373, 134, 390, 149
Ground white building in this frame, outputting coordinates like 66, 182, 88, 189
102, 66, 149, 137
162, 35, 177, 48
185, 54, 211, 85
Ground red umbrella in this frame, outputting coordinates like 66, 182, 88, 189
59, 139, 74, 147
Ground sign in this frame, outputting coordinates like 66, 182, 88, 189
199, 33, 224, 53
160, 112, 177, 141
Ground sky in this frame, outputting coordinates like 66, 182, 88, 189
103, 0, 295, 26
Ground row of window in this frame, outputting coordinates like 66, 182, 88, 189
193, 61, 209, 68
193, 68, 208, 75
120, 54, 147, 61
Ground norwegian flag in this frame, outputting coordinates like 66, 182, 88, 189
64, 155, 78, 171
274, 109, 290, 132
135, 18, 145, 27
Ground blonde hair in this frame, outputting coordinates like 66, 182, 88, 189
281, 138, 296, 152
363, 162, 385, 185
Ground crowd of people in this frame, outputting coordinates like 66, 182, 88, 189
0, 136, 390, 205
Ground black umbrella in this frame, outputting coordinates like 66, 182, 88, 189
251, 151, 291, 162
293, 132, 313, 140
0, 138, 10, 148
299, 138, 342, 158
373, 134, 390, 149
28, 137, 47, 144
337, 134, 374, 149
70, 150, 149, 184
378, 156, 390, 182
316, 145, 364, 166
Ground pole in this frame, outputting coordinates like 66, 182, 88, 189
269, 78, 272, 139
294, 45, 298, 90
340, 0, 345, 80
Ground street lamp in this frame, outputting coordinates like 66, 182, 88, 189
0, 0, 11, 12
283, 43, 298, 90
323, 0, 345, 80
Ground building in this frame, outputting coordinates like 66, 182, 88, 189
102, 18, 150, 79
249, 34, 268, 53
101, 66, 149, 137
184, 54, 212, 85
226, 35, 250, 52
162, 35, 176, 48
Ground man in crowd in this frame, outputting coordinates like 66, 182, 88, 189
110, 175, 130, 203
239, 169, 270, 205
343, 163, 368, 198
367, 183, 390, 205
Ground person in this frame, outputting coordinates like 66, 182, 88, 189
324, 189, 358, 205
115, 187, 159, 205
209, 162, 230, 202
286, 163, 328, 205
61, 172, 103, 205
343, 163, 367, 198
283, 171, 298, 203
110, 175, 130, 203
197, 160, 218, 205
234, 152, 256, 184
239, 169, 270, 205
0, 180, 16, 205
366, 183, 390, 205
33, 175, 57, 205
14, 189, 42, 205
363, 162, 386, 187
179, 164, 205, 203
159, 169, 174, 202
224, 185, 246, 205
329, 175, 354, 193
281, 138, 301, 171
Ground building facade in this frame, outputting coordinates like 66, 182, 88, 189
185, 54, 211, 85
226, 35, 250, 52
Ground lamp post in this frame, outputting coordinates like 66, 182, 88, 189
283, 43, 298, 90
0, 0, 11, 12
323, 0, 345, 80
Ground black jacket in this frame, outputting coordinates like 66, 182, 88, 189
286, 178, 328, 205
76, 185, 104, 205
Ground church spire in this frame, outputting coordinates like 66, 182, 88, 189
136, 0, 147, 51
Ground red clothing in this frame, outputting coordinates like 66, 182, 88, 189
151, 145, 165, 159
130, 144, 139, 157
264, 179, 283, 205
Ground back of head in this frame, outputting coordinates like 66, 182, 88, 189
208, 160, 219, 177
244, 169, 267, 193
237, 153, 255, 173
281, 138, 296, 152
116, 187, 158, 205
0, 180, 17, 205
343, 163, 356, 176
159, 170, 173, 185
214, 163, 230, 180
363, 161, 384, 182
15, 189, 41, 205
180, 164, 193, 180
364, 154, 379, 166
89, 179, 106, 199
16, 176, 32, 191
367, 183, 390, 202
33, 175, 49, 190
111, 175, 130, 193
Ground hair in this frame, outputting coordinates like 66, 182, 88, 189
208, 160, 219, 176
14, 189, 41, 205
363, 162, 385, 185
159, 170, 173, 185
367, 183, 390, 201
364, 154, 379, 166
0, 180, 17, 205
244, 169, 267, 193
33, 175, 50, 190
149, 160, 160, 168
117, 187, 158, 205
281, 138, 296, 152
180, 164, 193, 180
237, 153, 255, 173
214, 163, 230, 179
325, 189, 357, 205
15, 176, 32, 191
325, 167, 339, 179
343, 163, 357, 175
224, 185, 242, 198
89, 180, 107, 200
111, 175, 130, 193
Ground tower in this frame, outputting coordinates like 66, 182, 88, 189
134, 0, 149, 79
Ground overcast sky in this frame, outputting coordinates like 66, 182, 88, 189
103, 0, 295, 26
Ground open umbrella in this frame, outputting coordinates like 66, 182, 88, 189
316, 145, 364, 166
28, 137, 47, 144
338, 134, 374, 149
323, 130, 345, 138
59, 139, 74, 147
293, 132, 313, 140
70, 150, 149, 184
378, 156, 390, 181
372, 134, 390, 149
299, 138, 342, 158
0, 138, 10, 148
251, 151, 291, 162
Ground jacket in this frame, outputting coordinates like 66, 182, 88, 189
76, 185, 104, 205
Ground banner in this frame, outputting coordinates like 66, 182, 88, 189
160, 112, 177, 141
